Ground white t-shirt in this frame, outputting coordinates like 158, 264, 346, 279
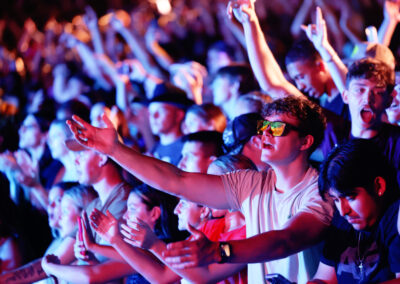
221, 167, 333, 284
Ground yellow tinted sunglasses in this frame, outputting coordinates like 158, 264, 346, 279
257, 120, 300, 137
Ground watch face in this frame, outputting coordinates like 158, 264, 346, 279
222, 243, 231, 257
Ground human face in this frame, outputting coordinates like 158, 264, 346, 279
18, 115, 43, 149
74, 150, 102, 185
343, 78, 392, 130
211, 76, 231, 106
328, 187, 379, 231
287, 61, 327, 99
47, 186, 64, 229
386, 74, 400, 125
174, 199, 203, 231
47, 124, 69, 160
182, 112, 213, 135
59, 195, 80, 238
260, 113, 304, 166
207, 50, 232, 74
178, 141, 212, 173
149, 102, 181, 135
123, 192, 154, 229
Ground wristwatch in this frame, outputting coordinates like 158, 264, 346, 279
218, 242, 232, 263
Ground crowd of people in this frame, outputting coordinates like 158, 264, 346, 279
0, 0, 400, 283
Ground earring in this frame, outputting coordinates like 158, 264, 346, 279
378, 191, 383, 196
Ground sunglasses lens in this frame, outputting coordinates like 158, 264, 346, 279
270, 122, 286, 137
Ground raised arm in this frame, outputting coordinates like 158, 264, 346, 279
227, 0, 303, 98
378, 0, 400, 46
302, 7, 348, 93
67, 114, 229, 209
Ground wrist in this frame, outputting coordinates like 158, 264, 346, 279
217, 241, 232, 264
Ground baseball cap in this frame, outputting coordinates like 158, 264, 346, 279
150, 82, 194, 111
223, 112, 263, 154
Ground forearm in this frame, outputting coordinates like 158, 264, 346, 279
109, 142, 227, 208
378, 18, 398, 46
89, 243, 124, 261
316, 43, 348, 93
242, 18, 302, 98
119, 29, 159, 73
112, 237, 179, 283
151, 237, 245, 283
0, 258, 47, 284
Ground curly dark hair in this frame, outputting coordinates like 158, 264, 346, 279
262, 95, 326, 155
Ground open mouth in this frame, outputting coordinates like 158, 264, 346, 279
360, 108, 375, 124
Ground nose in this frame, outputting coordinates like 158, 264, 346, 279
123, 210, 128, 221
177, 157, 187, 170
174, 201, 182, 215
296, 81, 306, 92
337, 198, 351, 217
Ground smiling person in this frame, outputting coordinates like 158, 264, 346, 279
67, 94, 333, 283
309, 139, 400, 283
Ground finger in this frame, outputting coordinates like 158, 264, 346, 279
316, 6, 323, 27
101, 112, 115, 129
121, 228, 135, 240
164, 255, 197, 268
123, 237, 138, 247
227, 1, 233, 18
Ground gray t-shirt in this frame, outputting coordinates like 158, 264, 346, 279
221, 167, 333, 283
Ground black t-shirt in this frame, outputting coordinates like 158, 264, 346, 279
321, 200, 400, 283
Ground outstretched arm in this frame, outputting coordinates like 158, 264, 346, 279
165, 212, 328, 267
302, 7, 347, 93
67, 114, 229, 209
91, 210, 246, 283
227, 0, 303, 98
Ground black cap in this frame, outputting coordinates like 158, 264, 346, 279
223, 112, 263, 154
150, 82, 194, 111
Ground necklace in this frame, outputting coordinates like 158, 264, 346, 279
357, 231, 367, 281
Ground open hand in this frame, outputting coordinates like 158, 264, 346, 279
120, 218, 159, 250
90, 209, 119, 244
66, 113, 119, 156
163, 225, 220, 269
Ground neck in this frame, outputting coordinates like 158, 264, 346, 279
159, 129, 182, 145
351, 122, 382, 139
326, 78, 339, 99
222, 98, 238, 121
27, 141, 46, 162
271, 154, 310, 193
92, 169, 123, 205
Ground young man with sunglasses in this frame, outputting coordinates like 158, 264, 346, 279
67, 94, 333, 283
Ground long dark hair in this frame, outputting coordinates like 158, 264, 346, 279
131, 184, 181, 243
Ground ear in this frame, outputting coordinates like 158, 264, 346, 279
229, 81, 240, 97
249, 135, 262, 150
300, 134, 314, 152
374, 176, 386, 197
97, 153, 108, 167
200, 206, 211, 221
150, 206, 161, 224
341, 89, 350, 104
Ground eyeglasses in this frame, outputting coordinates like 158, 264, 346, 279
257, 120, 300, 137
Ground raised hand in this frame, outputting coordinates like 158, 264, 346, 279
90, 209, 119, 244
301, 7, 328, 51
109, 15, 125, 32
384, 0, 400, 23
74, 214, 96, 261
227, 0, 256, 24
66, 113, 119, 156
120, 218, 159, 250
83, 6, 98, 30
163, 225, 220, 269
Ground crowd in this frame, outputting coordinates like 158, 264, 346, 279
0, 0, 399, 283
